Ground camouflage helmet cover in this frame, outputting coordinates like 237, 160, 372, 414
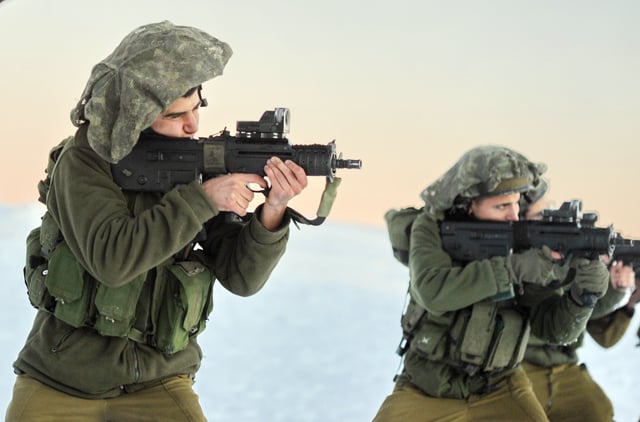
519, 176, 549, 212
421, 145, 547, 213
70, 21, 233, 163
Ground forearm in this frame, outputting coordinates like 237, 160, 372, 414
587, 306, 634, 348
409, 212, 512, 314
258, 203, 287, 231
591, 284, 626, 319
208, 205, 290, 296
528, 294, 592, 345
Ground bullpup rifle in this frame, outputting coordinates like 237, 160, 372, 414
440, 200, 615, 262
441, 200, 616, 305
111, 107, 362, 193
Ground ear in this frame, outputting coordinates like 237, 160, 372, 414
468, 199, 478, 215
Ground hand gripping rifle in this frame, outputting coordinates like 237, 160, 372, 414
111, 108, 362, 225
611, 234, 640, 273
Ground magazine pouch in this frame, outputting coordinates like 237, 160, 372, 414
45, 241, 92, 327
154, 261, 214, 355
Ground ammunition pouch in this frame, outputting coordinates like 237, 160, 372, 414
94, 274, 147, 337
24, 227, 55, 312
45, 241, 95, 327
39, 239, 149, 335
397, 297, 426, 356
24, 229, 214, 355
409, 300, 530, 375
154, 261, 214, 355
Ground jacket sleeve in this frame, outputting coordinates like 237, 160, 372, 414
587, 306, 634, 348
525, 290, 594, 345
47, 132, 219, 287
408, 211, 513, 316
199, 205, 290, 297
591, 283, 626, 320
526, 276, 625, 345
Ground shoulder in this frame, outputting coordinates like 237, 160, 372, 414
412, 209, 443, 233
56, 127, 111, 174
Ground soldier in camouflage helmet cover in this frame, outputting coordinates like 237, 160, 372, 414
69, 20, 233, 163
518, 182, 636, 422
421, 145, 547, 214
373, 145, 610, 421
7, 21, 308, 421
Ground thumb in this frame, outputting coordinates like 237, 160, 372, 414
238, 173, 268, 189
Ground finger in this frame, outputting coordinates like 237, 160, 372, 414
264, 157, 289, 183
224, 174, 264, 200
223, 173, 265, 191
246, 182, 267, 193
228, 192, 251, 216
268, 158, 304, 193
235, 195, 250, 210
285, 160, 308, 187
264, 162, 290, 195
230, 173, 268, 189
238, 187, 255, 203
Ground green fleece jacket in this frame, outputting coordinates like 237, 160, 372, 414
13, 127, 290, 398
396, 210, 595, 399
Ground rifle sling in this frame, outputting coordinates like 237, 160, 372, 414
235, 176, 342, 227
286, 176, 340, 226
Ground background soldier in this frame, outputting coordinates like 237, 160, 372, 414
520, 187, 636, 422
373, 145, 610, 421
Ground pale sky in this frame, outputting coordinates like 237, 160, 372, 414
1, 0, 639, 237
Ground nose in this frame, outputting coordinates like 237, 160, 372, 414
183, 111, 199, 135
506, 204, 520, 221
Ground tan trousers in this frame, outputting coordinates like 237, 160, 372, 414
4, 375, 207, 422
372, 368, 549, 422
522, 361, 614, 422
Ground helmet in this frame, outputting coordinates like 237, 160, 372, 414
70, 21, 232, 163
519, 177, 550, 219
478, 175, 533, 197
421, 145, 546, 213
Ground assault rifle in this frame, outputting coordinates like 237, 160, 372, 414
111, 107, 362, 193
440, 200, 615, 262
611, 235, 640, 272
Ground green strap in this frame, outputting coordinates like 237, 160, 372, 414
236, 176, 342, 227
288, 177, 342, 226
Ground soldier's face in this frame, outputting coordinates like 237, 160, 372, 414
470, 192, 521, 222
150, 90, 202, 138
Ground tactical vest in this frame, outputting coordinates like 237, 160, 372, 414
23, 137, 214, 355
398, 298, 530, 377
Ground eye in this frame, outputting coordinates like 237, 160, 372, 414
164, 112, 184, 120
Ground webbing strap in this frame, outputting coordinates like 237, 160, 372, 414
288, 176, 341, 227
